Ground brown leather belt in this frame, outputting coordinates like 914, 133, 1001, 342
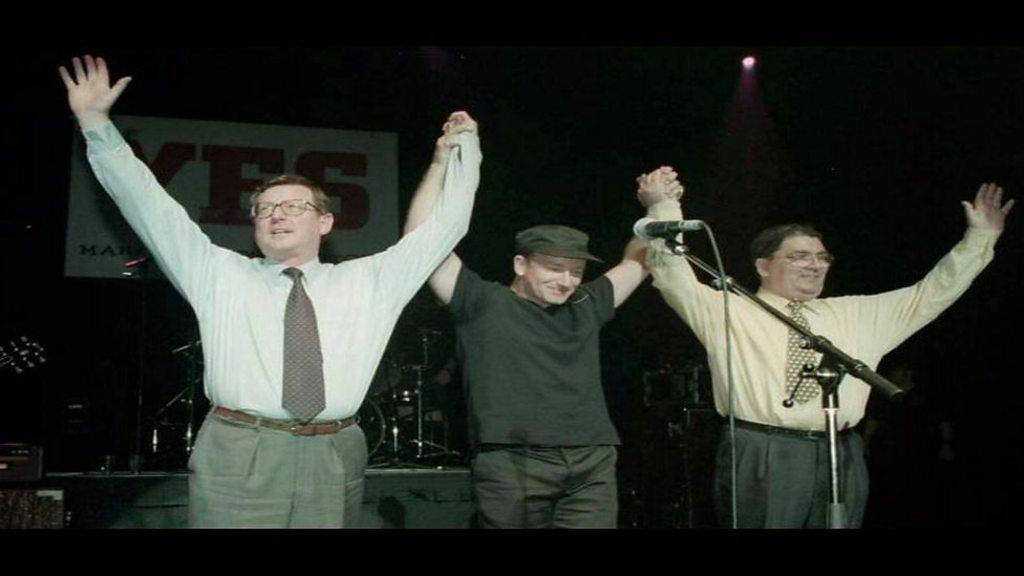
214, 407, 356, 436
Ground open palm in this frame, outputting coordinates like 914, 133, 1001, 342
58, 55, 131, 130
962, 182, 1014, 232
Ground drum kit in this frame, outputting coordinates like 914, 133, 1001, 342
146, 339, 205, 469
359, 329, 464, 468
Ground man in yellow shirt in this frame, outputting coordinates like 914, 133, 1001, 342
641, 176, 1012, 528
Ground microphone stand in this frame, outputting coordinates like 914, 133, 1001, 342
663, 236, 904, 528
122, 253, 152, 474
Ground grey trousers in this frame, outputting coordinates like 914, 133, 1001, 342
714, 424, 869, 529
471, 445, 618, 529
187, 410, 367, 528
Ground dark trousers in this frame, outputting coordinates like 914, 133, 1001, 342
471, 445, 618, 528
714, 424, 869, 528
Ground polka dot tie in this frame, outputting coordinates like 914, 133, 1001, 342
785, 300, 822, 404
282, 268, 326, 422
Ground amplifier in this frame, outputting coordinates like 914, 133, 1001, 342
0, 443, 43, 481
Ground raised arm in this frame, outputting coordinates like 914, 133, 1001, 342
58, 55, 224, 306
604, 166, 684, 308
374, 111, 481, 309
640, 168, 729, 346
401, 111, 478, 304
403, 111, 478, 235
846, 182, 1013, 353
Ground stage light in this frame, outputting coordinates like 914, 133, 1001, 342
742, 56, 756, 69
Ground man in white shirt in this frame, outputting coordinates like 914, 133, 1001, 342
59, 54, 482, 527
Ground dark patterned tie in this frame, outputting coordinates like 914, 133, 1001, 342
282, 267, 326, 421
785, 300, 822, 404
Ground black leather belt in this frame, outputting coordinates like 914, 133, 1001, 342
733, 419, 849, 440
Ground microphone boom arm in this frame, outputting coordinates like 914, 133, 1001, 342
664, 237, 904, 401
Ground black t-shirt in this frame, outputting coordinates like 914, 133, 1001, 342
450, 266, 620, 447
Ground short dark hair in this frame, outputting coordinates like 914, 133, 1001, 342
250, 174, 330, 213
749, 224, 824, 264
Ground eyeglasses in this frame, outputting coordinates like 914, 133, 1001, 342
251, 199, 323, 220
782, 251, 835, 267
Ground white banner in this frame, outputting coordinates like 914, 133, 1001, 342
65, 115, 399, 278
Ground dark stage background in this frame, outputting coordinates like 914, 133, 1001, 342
2, 46, 1021, 527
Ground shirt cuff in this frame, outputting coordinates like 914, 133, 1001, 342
83, 121, 128, 155
646, 198, 683, 220
963, 226, 1001, 246
456, 132, 482, 162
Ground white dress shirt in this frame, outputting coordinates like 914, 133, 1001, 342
85, 122, 481, 420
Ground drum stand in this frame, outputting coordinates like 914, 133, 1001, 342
150, 340, 202, 467
407, 364, 459, 460
370, 330, 460, 468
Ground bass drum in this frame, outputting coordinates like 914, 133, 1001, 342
356, 398, 386, 458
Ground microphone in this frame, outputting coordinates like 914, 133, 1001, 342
632, 217, 704, 240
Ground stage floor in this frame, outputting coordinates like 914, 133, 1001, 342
40, 468, 473, 528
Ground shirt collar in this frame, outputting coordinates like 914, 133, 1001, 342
756, 288, 819, 315
259, 256, 325, 285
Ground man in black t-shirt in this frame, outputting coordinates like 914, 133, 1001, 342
404, 149, 684, 527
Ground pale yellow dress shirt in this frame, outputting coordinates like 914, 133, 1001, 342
646, 199, 999, 431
